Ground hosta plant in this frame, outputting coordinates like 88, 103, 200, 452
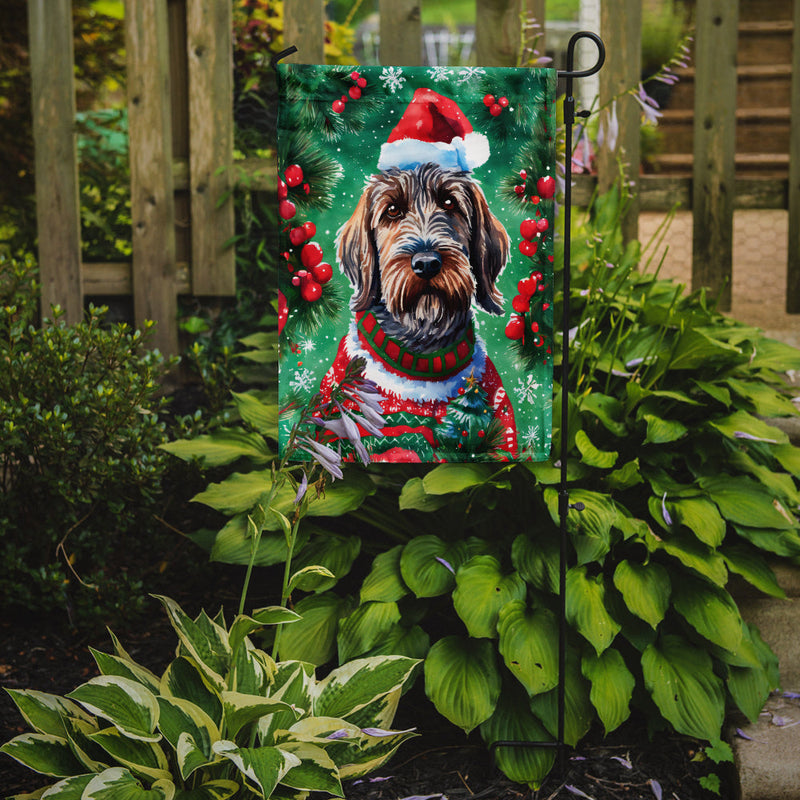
0, 595, 419, 800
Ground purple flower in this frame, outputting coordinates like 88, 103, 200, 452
661, 492, 673, 526
735, 727, 755, 741
293, 471, 308, 505
649, 779, 663, 800
435, 556, 455, 574
611, 755, 632, 769
326, 729, 351, 740
597, 100, 619, 153
362, 726, 416, 737
297, 435, 343, 480
734, 431, 778, 444
633, 83, 662, 125
565, 786, 595, 799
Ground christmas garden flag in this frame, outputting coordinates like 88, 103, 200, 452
277, 64, 557, 463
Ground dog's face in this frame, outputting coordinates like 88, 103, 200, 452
337, 164, 509, 345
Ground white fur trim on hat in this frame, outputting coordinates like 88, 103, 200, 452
378, 131, 490, 172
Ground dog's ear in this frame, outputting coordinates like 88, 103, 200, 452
469, 183, 509, 315
337, 185, 379, 311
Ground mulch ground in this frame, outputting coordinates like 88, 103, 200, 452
0, 580, 732, 800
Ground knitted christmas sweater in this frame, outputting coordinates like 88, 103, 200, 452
320, 310, 518, 462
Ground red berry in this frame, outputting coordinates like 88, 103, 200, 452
519, 169, 528, 180
519, 240, 538, 257
332, 99, 346, 113
303, 183, 311, 194
514, 185, 525, 196
512, 294, 530, 313
350, 70, 360, 81
311, 262, 332, 284
478, 430, 485, 438
278, 178, 288, 199
530, 195, 541, 205
543, 302, 551, 310
357, 76, 367, 88
498, 96, 509, 107
531, 321, 540, 333
284, 164, 304, 187
518, 276, 538, 296
302, 221, 316, 239
520, 219, 538, 240
532, 271, 543, 281
279, 199, 296, 220
291, 275, 300, 287
278, 290, 288, 334
341, 95, 348, 103
505, 316, 525, 340
289, 227, 307, 246
300, 242, 323, 268
489, 103, 502, 117
537, 218, 549, 233
349, 85, 362, 100
537, 175, 556, 199
483, 94, 495, 107
301, 279, 322, 302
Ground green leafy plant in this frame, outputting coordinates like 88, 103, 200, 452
1, 595, 419, 799
0, 253, 175, 623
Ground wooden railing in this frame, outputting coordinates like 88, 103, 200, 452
26, 0, 799, 355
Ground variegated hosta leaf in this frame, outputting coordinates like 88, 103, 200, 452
230, 641, 275, 696
160, 657, 222, 727
612, 560, 670, 629
496, 601, 559, 697
221, 691, 298, 740
4, 689, 93, 737
88, 727, 171, 782
258, 662, 315, 745
0, 733, 85, 777
61, 716, 107, 773
312, 656, 420, 721
480, 681, 555, 790
275, 741, 344, 796
90, 648, 161, 694
171, 779, 239, 800
581, 649, 635, 735
156, 696, 219, 777
334, 726, 418, 781
565, 566, 621, 655
176, 732, 216, 782
212, 741, 300, 798
228, 609, 299, 657
66, 676, 160, 742
424, 636, 501, 734
39, 773, 94, 798
154, 596, 231, 690
452, 556, 526, 639
81, 767, 175, 799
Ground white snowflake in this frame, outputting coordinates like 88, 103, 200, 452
427, 66, 453, 82
379, 67, 406, 93
520, 424, 541, 451
289, 368, 316, 394
514, 374, 543, 405
456, 67, 486, 83
299, 337, 316, 353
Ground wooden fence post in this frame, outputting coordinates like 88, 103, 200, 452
126, 0, 178, 355
787, 0, 800, 313
597, 0, 641, 244
379, 0, 422, 65
475, 0, 542, 68
284, 0, 325, 63
187, 0, 235, 296
692, 0, 738, 311
28, 0, 83, 324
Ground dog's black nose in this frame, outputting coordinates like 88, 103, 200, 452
411, 252, 442, 279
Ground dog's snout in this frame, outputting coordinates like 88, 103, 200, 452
411, 251, 442, 280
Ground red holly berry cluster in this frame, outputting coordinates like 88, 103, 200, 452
505, 268, 546, 343
513, 169, 556, 203
278, 163, 310, 221
332, 71, 368, 113
483, 93, 510, 117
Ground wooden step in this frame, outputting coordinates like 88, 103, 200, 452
737, 0, 794, 22
649, 152, 789, 178
738, 20, 794, 66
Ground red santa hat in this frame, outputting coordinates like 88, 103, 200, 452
378, 88, 490, 172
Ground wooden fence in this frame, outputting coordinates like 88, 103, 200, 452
27, 0, 800, 355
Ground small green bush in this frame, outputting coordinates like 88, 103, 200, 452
0, 253, 174, 623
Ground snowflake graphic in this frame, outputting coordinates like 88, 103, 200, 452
289, 368, 316, 394
299, 337, 316, 353
379, 67, 406, 93
514, 374, 543, 405
456, 67, 486, 83
520, 424, 541, 451
427, 66, 453, 82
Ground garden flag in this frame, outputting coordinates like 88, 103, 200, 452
277, 64, 557, 463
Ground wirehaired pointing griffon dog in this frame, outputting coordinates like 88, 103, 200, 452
320, 88, 518, 462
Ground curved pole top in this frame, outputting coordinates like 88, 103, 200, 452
557, 31, 605, 80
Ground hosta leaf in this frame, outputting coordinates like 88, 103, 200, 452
497, 601, 559, 696
772, 443, 800, 477
667, 328, 742, 371
606, 459, 644, 491
175, 732, 215, 781
643, 414, 688, 444
291, 535, 361, 592
231, 391, 278, 435
258, 663, 315, 745
0, 733, 85, 777
39, 774, 94, 798
277, 592, 352, 665
89, 650, 161, 694
211, 741, 299, 797
480, 681, 555, 789
543, 488, 617, 540
314, 656, 420, 721
88, 727, 170, 782
208, 516, 290, 567
575, 429, 618, 468
228, 608, 299, 657
748, 336, 800, 372
160, 658, 222, 727
156, 696, 219, 768
4, 690, 93, 738
700, 474, 796, 529
693, 379, 731, 407
672, 574, 743, 653
362, 624, 430, 660
667, 497, 726, 547
708, 410, 788, 445
421, 463, 494, 494
452, 556, 526, 639
580, 392, 627, 436
221, 692, 297, 740
360, 545, 409, 603
59, 716, 107, 773
424, 636, 501, 733
612, 560, 670, 629
67, 677, 160, 742
641, 634, 725, 741
399, 536, 469, 598
511, 534, 559, 593
82, 767, 174, 799
172, 780, 239, 800
566, 567, 621, 655
725, 378, 799, 417
581, 649, 635, 734
651, 529, 728, 586
337, 601, 402, 662
192, 470, 272, 514
398, 477, 450, 512
727, 664, 772, 723
733, 524, 800, 558
160, 428, 271, 467
275, 741, 343, 796
721, 543, 786, 598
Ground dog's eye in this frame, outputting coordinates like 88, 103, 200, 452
439, 194, 458, 212
385, 203, 404, 220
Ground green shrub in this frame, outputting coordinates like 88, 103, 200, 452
1, 595, 419, 798
0, 253, 174, 622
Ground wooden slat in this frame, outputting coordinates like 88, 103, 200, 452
28, 0, 83, 324
476, 0, 539, 67
598, 0, 641, 243
125, 0, 179, 355
82, 262, 191, 296
692, 0, 739, 311
379, 0, 421, 65
284, 0, 325, 63
788, 0, 800, 312
187, 0, 235, 295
